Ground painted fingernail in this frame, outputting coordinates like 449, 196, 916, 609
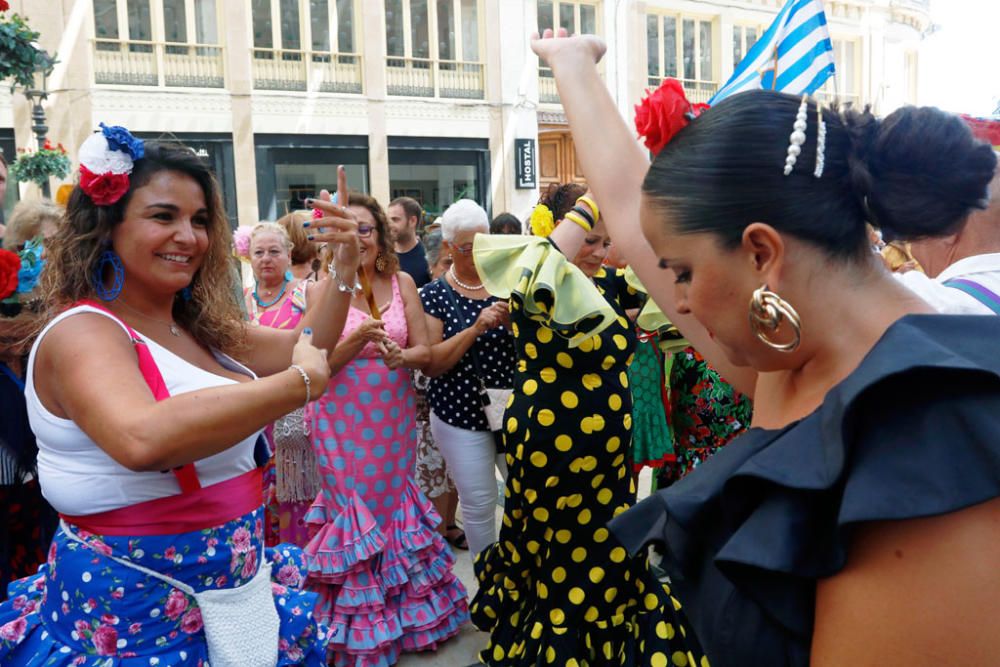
304, 198, 314, 206
312, 208, 323, 219
302, 221, 311, 228
303, 327, 313, 335
307, 235, 315, 240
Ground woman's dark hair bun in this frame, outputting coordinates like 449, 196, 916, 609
860, 105, 997, 240
840, 105, 879, 222
539, 182, 587, 222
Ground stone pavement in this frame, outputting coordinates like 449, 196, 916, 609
395, 467, 654, 666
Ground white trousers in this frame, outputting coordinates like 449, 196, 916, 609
429, 411, 508, 556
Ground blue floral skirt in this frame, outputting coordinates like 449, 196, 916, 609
0, 505, 329, 665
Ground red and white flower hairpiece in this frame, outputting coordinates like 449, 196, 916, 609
77, 123, 145, 206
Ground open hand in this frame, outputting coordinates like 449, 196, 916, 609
530, 27, 607, 71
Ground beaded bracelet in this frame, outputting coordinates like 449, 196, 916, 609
289, 364, 311, 406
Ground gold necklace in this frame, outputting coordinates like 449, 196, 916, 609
117, 299, 182, 337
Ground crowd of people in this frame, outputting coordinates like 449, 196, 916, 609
1, 26, 998, 667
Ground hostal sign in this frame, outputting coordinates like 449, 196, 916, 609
515, 139, 537, 189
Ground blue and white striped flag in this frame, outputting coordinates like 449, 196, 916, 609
710, 0, 835, 105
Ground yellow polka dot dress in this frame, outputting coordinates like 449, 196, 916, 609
470, 266, 706, 666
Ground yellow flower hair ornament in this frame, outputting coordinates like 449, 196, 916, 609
530, 203, 555, 238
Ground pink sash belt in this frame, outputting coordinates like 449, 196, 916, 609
60, 468, 263, 536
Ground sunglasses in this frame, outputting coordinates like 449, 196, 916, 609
452, 243, 474, 255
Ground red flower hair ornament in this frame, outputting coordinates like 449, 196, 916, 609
634, 79, 709, 156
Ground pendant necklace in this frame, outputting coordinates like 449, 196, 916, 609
118, 299, 182, 337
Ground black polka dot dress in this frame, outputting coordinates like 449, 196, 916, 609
470, 265, 706, 666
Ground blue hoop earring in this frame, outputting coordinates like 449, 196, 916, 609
93, 248, 125, 301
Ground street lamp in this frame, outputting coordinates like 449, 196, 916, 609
20, 46, 53, 197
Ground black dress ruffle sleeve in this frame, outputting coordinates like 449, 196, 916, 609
610, 314, 1000, 666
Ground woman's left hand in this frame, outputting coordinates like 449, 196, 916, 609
379, 339, 405, 369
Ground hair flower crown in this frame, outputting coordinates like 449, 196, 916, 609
78, 123, 145, 206
634, 79, 709, 156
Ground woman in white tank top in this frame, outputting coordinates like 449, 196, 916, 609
0, 127, 374, 667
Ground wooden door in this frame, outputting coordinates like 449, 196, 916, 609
538, 128, 587, 190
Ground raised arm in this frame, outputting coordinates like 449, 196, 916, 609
244, 166, 361, 377
35, 314, 330, 472
531, 30, 757, 396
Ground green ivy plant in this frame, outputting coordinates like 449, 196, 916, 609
0, 4, 56, 91
10, 140, 71, 187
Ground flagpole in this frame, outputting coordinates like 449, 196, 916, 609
770, 44, 780, 90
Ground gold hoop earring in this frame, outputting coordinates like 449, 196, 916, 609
375, 252, 387, 273
748, 285, 801, 352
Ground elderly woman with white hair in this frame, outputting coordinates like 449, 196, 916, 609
421, 199, 515, 555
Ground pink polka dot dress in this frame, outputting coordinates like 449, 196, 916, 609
303, 274, 470, 666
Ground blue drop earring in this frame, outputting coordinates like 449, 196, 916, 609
93, 248, 125, 301
284, 269, 294, 282
179, 285, 193, 301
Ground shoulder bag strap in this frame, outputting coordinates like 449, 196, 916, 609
74, 300, 201, 493
942, 278, 1000, 315
437, 278, 491, 408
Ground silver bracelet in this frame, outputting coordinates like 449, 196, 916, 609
289, 364, 311, 406
327, 262, 362, 295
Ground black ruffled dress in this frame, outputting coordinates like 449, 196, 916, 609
611, 314, 1000, 666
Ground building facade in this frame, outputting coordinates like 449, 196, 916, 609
0, 0, 931, 225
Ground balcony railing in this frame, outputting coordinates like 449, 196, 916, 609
94, 39, 224, 88
252, 48, 363, 93
385, 57, 485, 100
539, 67, 560, 104
647, 77, 718, 104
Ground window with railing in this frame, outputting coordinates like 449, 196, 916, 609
646, 12, 717, 104
91, 0, 224, 88
383, 0, 484, 99
537, 1, 599, 103
251, 0, 362, 93
732, 24, 762, 71
815, 38, 860, 106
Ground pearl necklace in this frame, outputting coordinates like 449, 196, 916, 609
449, 266, 484, 291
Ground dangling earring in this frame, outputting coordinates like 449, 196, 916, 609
179, 284, 193, 301
375, 252, 387, 273
93, 247, 125, 301
284, 269, 293, 282
748, 285, 801, 352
